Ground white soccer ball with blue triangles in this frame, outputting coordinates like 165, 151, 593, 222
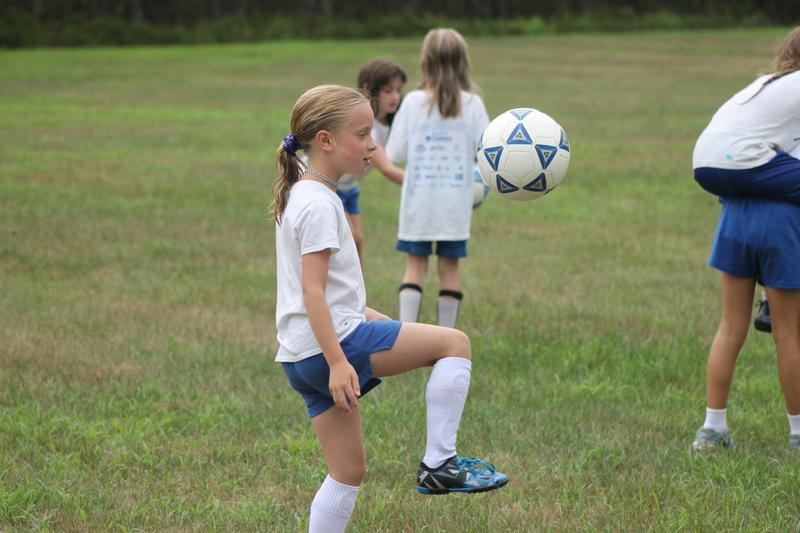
477, 108, 570, 201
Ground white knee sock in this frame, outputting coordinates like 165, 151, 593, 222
703, 407, 728, 433
437, 290, 463, 328
398, 283, 423, 322
422, 357, 472, 469
308, 475, 359, 533
788, 413, 800, 435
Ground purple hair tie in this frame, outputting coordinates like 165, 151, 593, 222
282, 133, 300, 155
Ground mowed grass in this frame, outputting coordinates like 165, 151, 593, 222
2, 29, 799, 531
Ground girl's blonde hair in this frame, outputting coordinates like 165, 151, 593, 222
272, 85, 369, 223
769, 25, 800, 75
743, 26, 800, 104
419, 28, 473, 118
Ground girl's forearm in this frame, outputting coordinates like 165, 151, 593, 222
305, 288, 347, 367
372, 145, 404, 184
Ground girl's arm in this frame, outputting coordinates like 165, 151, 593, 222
302, 249, 360, 412
371, 144, 404, 185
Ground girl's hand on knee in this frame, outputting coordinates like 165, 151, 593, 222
329, 360, 361, 412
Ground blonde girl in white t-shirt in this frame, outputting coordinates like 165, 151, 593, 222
335, 58, 406, 262
273, 85, 507, 533
386, 28, 490, 328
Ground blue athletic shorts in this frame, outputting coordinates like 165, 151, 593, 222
709, 197, 800, 289
694, 151, 800, 205
336, 187, 361, 215
396, 239, 467, 258
281, 319, 402, 417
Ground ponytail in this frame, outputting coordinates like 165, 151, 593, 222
272, 134, 302, 224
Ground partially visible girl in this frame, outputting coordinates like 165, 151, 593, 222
333, 58, 406, 261
691, 26, 800, 451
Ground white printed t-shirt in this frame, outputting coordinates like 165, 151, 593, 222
693, 71, 800, 170
274, 180, 365, 363
386, 90, 489, 241
338, 121, 391, 191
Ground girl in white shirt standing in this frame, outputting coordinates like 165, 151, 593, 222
274, 85, 507, 533
336, 58, 406, 262
386, 28, 490, 328
690, 26, 800, 452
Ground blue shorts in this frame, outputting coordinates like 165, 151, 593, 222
695, 151, 800, 205
709, 197, 800, 289
281, 320, 402, 417
336, 187, 360, 215
396, 239, 467, 258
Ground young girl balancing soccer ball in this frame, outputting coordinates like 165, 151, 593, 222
385, 28, 490, 328
690, 26, 800, 451
335, 58, 406, 261
273, 85, 507, 532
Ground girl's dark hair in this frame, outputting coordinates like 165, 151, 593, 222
357, 58, 407, 125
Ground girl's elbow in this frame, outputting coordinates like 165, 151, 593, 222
302, 285, 325, 302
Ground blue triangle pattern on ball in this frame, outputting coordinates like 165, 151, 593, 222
507, 123, 532, 145
509, 108, 532, 120
559, 130, 570, 152
535, 144, 557, 168
523, 173, 547, 192
496, 175, 519, 193
482, 146, 503, 171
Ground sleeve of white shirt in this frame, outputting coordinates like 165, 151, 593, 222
295, 200, 341, 256
385, 98, 409, 164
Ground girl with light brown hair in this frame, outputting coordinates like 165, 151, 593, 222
386, 28, 490, 328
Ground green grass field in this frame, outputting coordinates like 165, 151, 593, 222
2, 29, 799, 531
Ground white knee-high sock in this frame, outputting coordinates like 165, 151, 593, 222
437, 289, 463, 328
399, 283, 423, 322
308, 475, 359, 533
422, 357, 471, 469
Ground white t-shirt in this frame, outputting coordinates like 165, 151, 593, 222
693, 71, 800, 170
386, 90, 489, 241
274, 180, 366, 363
338, 121, 392, 191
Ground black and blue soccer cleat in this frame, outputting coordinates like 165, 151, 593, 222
416, 455, 508, 495
754, 297, 772, 333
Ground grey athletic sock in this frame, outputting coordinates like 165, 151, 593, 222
398, 283, 423, 322
437, 290, 463, 328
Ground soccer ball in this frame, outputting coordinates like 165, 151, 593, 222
477, 108, 570, 201
472, 165, 490, 208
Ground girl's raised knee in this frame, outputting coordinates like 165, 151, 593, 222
447, 329, 471, 359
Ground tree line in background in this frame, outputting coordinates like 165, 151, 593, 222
1, 0, 798, 47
